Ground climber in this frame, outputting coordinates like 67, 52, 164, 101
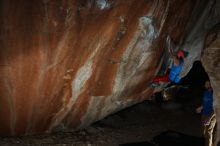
151, 47, 188, 87
196, 80, 216, 146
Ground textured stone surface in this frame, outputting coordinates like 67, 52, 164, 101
202, 23, 220, 146
0, 0, 217, 136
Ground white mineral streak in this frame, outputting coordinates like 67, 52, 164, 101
79, 96, 105, 128
158, 0, 170, 35
72, 61, 93, 101
113, 16, 158, 94
48, 43, 102, 130
96, 0, 110, 10
80, 16, 159, 124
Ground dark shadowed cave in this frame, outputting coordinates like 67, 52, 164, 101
181, 61, 209, 86
1, 0, 220, 146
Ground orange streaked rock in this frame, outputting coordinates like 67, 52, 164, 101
0, 0, 216, 136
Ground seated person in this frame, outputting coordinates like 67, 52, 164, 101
196, 80, 216, 146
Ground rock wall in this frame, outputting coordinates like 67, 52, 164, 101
202, 23, 220, 146
0, 0, 217, 136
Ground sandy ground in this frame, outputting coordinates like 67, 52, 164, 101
0, 96, 203, 146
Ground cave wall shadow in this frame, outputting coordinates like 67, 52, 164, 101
181, 61, 209, 87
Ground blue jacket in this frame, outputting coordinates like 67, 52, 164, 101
202, 90, 214, 116
169, 59, 184, 83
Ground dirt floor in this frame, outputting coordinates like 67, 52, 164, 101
0, 87, 204, 146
